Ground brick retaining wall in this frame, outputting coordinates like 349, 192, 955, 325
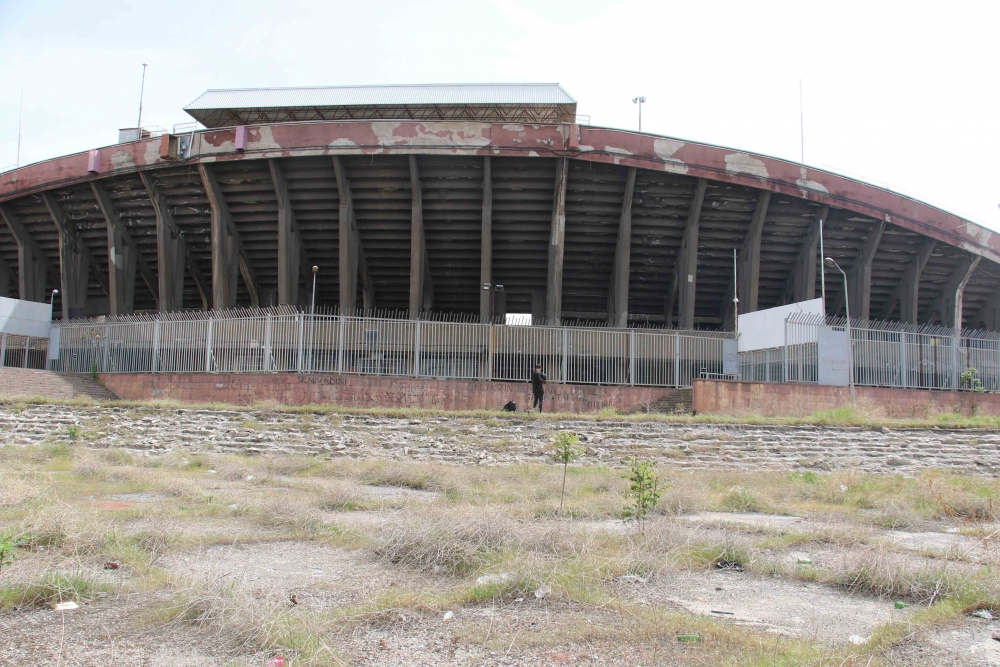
99, 373, 676, 413
692, 379, 1000, 418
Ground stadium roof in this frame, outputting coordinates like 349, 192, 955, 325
184, 83, 578, 127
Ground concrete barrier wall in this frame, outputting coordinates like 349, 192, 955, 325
99, 373, 676, 413
692, 379, 1000, 418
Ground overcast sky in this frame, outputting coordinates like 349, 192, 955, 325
1, 0, 997, 228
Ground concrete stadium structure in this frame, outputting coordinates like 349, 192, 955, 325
2, 83, 999, 332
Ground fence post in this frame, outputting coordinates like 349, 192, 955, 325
0, 333, 5, 368
203, 318, 211, 373
952, 332, 958, 391
673, 332, 680, 387
264, 314, 273, 372
782, 317, 788, 383
414, 319, 421, 377
486, 324, 495, 381
152, 320, 161, 373
23, 337, 29, 369
296, 314, 304, 373
561, 327, 569, 384
102, 326, 110, 373
336, 315, 345, 374
628, 329, 635, 386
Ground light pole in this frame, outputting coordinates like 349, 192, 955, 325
309, 266, 318, 371
310, 266, 319, 316
824, 257, 855, 407
49, 289, 59, 305
632, 96, 645, 132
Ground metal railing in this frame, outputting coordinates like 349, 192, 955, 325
739, 312, 1000, 391
0, 333, 49, 370
49, 307, 733, 388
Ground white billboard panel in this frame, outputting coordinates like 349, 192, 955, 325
0, 296, 54, 338
737, 298, 824, 352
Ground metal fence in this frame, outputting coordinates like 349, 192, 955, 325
49, 308, 733, 388
739, 312, 1000, 391
0, 333, 49, 370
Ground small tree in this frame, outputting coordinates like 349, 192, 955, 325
551, 431, 582, 514
961, 367, 984, 393
0, 535, 16, 575
622, 458, 663, 532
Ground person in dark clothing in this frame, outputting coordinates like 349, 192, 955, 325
531, 363, 547, 413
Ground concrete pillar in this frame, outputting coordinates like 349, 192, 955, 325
42, 193, 90, 320
269, 159, 307, 307
737, 191, 770, 314
843, 219, 886, 320
106, 217, 136, 315
0, 203, 48, 302
141, 172, 197, 312
408, 155, 433, 318
92, 181, 156, 315
479, 157, 493, 323
545, 158, 568, 325
608, 167, 637, 328
788, 205, 827, 303
333, 156, 358, 314
677, 178, 707, 329
900, 240, 936, 323
200, 165, 241, 310
0, 255, 10, 298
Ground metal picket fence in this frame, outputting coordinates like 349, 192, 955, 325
0, 333, 49, 370
49, 307, 733, 388
739, 312, 1000, 391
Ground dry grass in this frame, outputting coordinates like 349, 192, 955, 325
2, 441, 999, 665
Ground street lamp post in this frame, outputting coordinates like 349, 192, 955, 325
824, 257, 855, 407
632, 96, 646, 132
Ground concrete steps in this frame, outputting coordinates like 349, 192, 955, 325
0, 367, 120, 401
651, 388, 693, 414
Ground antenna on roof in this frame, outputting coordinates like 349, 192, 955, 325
136, 63, 148, 138
799, 79, 805, 164
15, 89, 23, 169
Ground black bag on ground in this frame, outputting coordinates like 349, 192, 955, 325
502, 400, 517, 412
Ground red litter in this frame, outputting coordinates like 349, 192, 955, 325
266, 658, 286, 667
104, 561, 121, 570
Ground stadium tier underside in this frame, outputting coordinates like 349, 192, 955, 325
2, 99, 999, 332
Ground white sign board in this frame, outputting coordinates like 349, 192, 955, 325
818, 325, 851, 386
737, 298, 824, 352
0, 297, 53, 338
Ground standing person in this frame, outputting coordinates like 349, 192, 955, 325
531, 362, 547, 413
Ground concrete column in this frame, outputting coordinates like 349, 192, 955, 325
842, 219, 886, 320
608, 167, 637, 328
676, 178, 707, 329
928, 254, 980, 327
91, 181, 157, 314
408, 155, 433, 318
333, 156, 358, 314
42, 193, 90, 320
788, 205, 828, 303
737, 191, 770, 314
200, 165, 241, 310
0, 255, 10, 298
106, 218, 136, 315
0, 203, 48, 302
898, 240, 936, 323
141, 172, 204, 312
545, 158, 568, 326
479, 157, 493, 323
269, 159, 308, 306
